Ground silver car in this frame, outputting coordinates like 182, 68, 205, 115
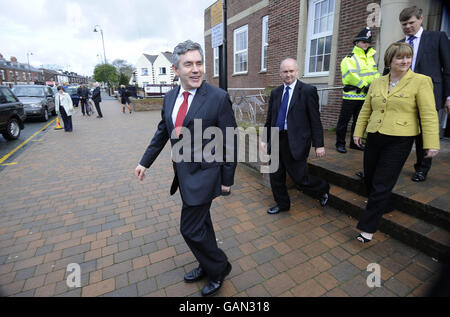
12, 85, 56, 122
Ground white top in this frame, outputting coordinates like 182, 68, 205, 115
282, 80, 298, 130
406, 27, 423, 72
172, 86, 197, 126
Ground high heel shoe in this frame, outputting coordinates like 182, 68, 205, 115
356, 234, 372, 243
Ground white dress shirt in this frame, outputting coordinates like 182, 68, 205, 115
172, 86, 197, 126
406, 27, 423, 72
282, 80, 298, 130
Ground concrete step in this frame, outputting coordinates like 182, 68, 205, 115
308, 162, 450, 232
327, 184, 450, 262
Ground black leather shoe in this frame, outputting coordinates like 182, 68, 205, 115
412, 171, 427, 182
184, 267, 206, 283
201, 262, 232, 297
336, 146, 347, 153
350, 143, 364, 151
221, 190, 231, 196
355, 171, 365, 179
320, 193, 329, 207
267, 205, 289, 214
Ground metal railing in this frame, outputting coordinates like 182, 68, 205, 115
228, 88, 266, 126
316, 86, 343, 112
228, 86, 344, 125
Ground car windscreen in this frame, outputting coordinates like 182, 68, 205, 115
66, 88, 78, 95
12, 87, 45, 97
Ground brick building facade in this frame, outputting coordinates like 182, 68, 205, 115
204, 0, 448, 129
0, 54, 43, 86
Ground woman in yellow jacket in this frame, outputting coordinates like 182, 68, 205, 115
353, 42, 440, 243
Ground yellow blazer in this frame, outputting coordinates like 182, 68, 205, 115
354, 69, 440, 150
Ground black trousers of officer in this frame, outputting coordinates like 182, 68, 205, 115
336, 99, 365, 148
180, 201, 228, 281
357, 132, 415, 233
270, 131, 330, 210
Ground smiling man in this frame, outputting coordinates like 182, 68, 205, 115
135, 40, 237, 297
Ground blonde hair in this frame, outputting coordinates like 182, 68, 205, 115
384, 42, 413, 69
120, 84, 125, 89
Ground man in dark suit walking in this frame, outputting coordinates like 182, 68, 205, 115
91, 82, 104, 118
398, 6, 450, 182
135, 40, 237, 297
262, 58, 329, 215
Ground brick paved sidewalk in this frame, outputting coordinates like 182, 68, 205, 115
0, 99, 443, 297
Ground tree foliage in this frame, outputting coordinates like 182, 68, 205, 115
93, 64, 118, 86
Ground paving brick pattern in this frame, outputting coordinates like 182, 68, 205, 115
0, 98, 444, 297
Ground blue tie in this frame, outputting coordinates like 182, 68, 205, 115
408, 36, 415, 69
276, 86, 291, 131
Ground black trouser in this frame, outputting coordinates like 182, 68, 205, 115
414, 133, 432, 175
336, 99, 365, 148
94, 101, 103, 117
357, 132, 414, 233
80, 98, 88, 115
270, 131, 330, 210
59, 106, 72, 132
180, 200, 228, 281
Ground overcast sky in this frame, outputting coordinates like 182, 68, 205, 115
0, 0, 215, 76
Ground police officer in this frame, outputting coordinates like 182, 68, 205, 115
336, 27, 380, 153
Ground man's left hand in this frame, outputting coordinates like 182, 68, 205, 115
445, 99, 450, 114
315, 147, 325, 158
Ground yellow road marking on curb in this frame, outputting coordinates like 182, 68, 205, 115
1, 162, 18, 166
0, 118, 56, 165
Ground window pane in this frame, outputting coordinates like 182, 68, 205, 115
314, 19, 319, 34
329, 0, 334, 13
318, 37, 325, 55
315, 2, 321, 19
324, 54, 331, 71
317, 55, 323, 72
309, 56, 316, 73
325, 36, 332, 54
321, 0, 328, 17
327, 15, 333, 31
310, 39, 317, 56
320, 17, 327, 33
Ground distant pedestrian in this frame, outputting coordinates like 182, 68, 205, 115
55, 86, 73, 132
119, 84, 132, 114
92, 82, 103, 118
77, 84, 90, 116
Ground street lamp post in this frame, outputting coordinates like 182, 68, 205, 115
93, 25, 107, 64
27, 52, 33, 83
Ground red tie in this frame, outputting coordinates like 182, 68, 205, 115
175, 92, 190, 137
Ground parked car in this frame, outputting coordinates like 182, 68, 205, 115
12, 85, 56, 122
65, 87, 80, 107
0, 86, 26, 140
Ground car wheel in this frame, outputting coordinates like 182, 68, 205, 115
2, 118, 21, 140
42, 108, 49, 122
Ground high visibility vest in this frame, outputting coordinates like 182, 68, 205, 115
341, 46, 380, 100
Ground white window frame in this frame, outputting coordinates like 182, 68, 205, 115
213, 47, 219, 77
233, 24, 249, 75
1, 70, 4, 80
141, 68, 148, 76
261, 15, 269, 72
159, 67, 167, 75
305, 0, 335, 77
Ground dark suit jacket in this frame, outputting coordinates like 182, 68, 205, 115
264, 80, 325, 161
383, 30, 450, 110
139, 81, 237, 206
92, 87, 102, 103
